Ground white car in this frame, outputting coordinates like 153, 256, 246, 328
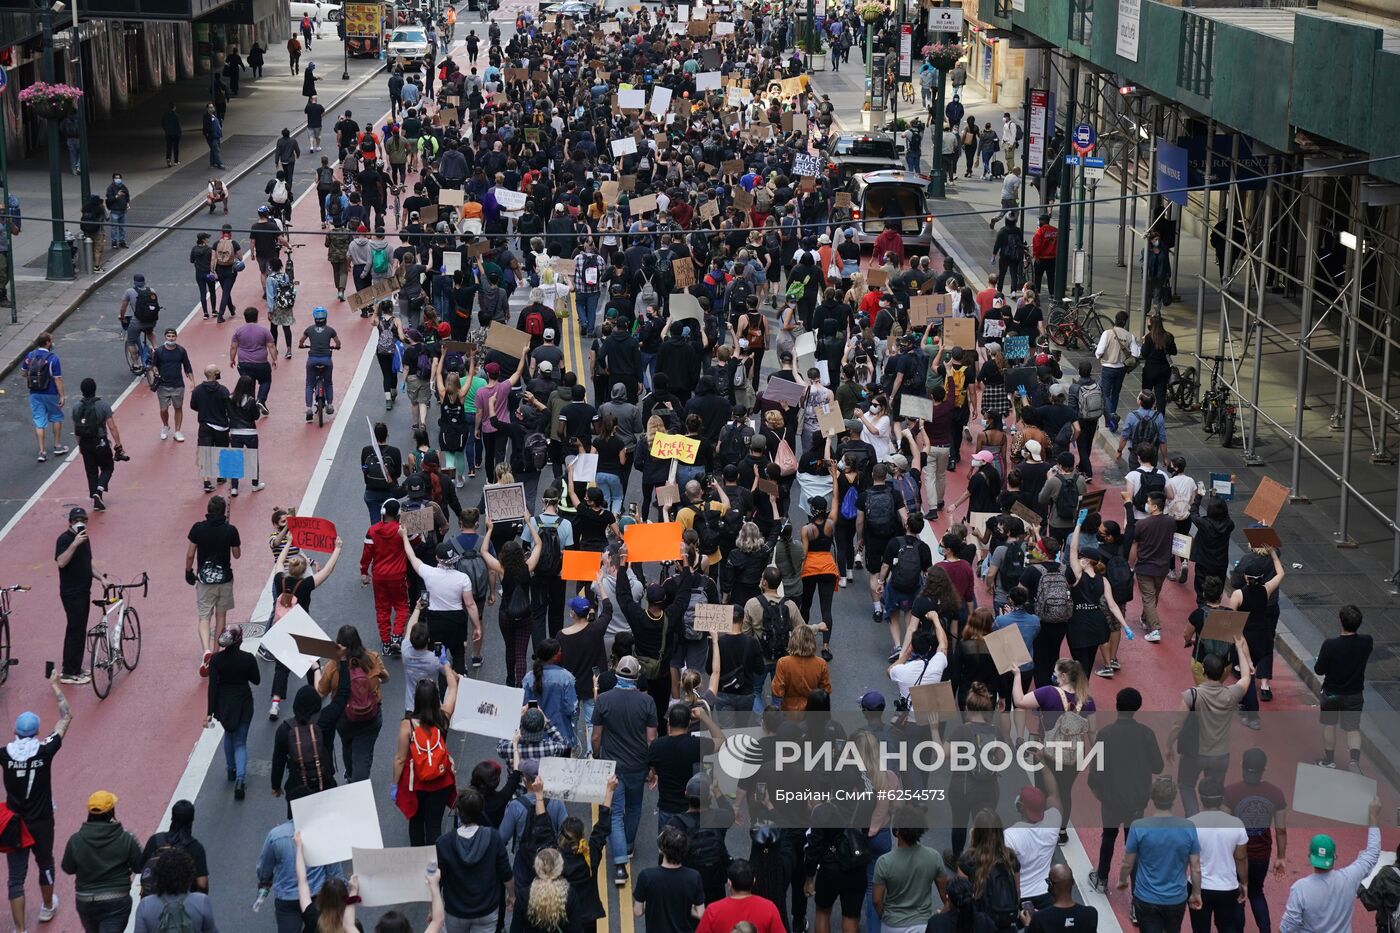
290, 0, 336, 25
387, 26, 432, 62
542, 1, 595, 18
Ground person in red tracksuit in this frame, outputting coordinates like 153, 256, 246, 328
361, 498, 409, 655
1032, 214, 1059, 296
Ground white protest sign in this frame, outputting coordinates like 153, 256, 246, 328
695, 71, 721, 92
1293, 762, 1376, 826
260, 605, 332, 678
352, 846, 437, 906
450, 680, 525, 739
495, 188, 527, 211
539, 756, 617, 805
715, 20, 734, 35
793, 331, 817, 359
618, 89, 646, 109
572, 453, 599, 483
650, 86, 673, 118
291, 781, 384, 866
610, 136, 638, 157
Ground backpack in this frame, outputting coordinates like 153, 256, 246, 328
523, 431, 549, 473
833, 828, 870, 869
692, 504, 724, 554
287, 722, 329, 793
408, 722, 451, 787
133, 288, 161, 325
1053, 474, 1081, 523
504, 584, 531, 626
718, 422, 753, 468
273, 276, 297, 311
784, 278, 805, 302
271, 577, 305, 626
839, 486, 859, 521
371, 244, 391, 276
535, 522, 564, 576
945, 366, 969, 408
414, 346, 433, 381
377, 321, 396, 354
582, 253, 601, 287
523, 307, 545, 337
1033, 566, 1073, 624
890, 536, 924, 593
455, 545, 489, 599
1131, 467, 1167, 512
1105, 553, 1135, 607
997, 541, 1025, 590
214, 237, 236, 266
25, 351, 53, 393
327, 195, 345, 223
316, 166, 336, 190
680, 578, 710, 641
863, 486, 900, 536
154, 895, 195, 933
969, 726, 999, 781
1044, 686, 1090, 747
1128, 412, 1161, 449
1001, 235, 1025, 265
758, 597, 791, 663
271, 178, 289, 204
73, 399, 103, 440
343, 661, 381, 722
982, 862, 1021, 930
725, 275, 753, 311
635, 275, 658, 315
774, 437, 798, 477
1077, 382, 1104, 420
139, 839, 177, 897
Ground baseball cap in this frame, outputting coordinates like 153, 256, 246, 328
844, 418, 862, 434
888, 453, 909, 471
484, 362, 501, 377
685, 774, 712, 799
859, 691, 886, 711
1023, 439, 1043, 462
1308, 834, 1337, 870
1048, 383, 1068, 398
132, 273, 146, 286
991, 294, 1006, 307
568, 596, 592, 616
68, 507, 88, 523
519, 756, 541, 778
538, 360, 554, 373
520, 708, 548, 738
972, 450, 994, 464
1241, 748, 1267, 783
616, 656, 642, 679
14, 712, 39, 738
404, 474, 427, 499
435, 541, 460, 564
750, 435, 768, 451
1017, 786, 1046, 822
87, 790, 118, 815
645, 584, 666, 605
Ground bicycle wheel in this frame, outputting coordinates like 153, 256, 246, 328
317, 398, 325, 428
1202, 397, 1218, 434
0, 616, 11, 686
89, 629, 113, 699
1045, 310, 1069, 348
1221, 407, 1237, 448
1081, 312, 1107, 344
1173, 369, 1198, 411
121, 607, 141, 671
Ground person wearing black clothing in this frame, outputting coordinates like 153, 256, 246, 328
361, 420, 403, 523
1029, 865, 1099, 932
657, 322, 704, 404
1315, 604, 1373, 772
269, 685, 337, 818
0, 675, 71, 928
160, 102, 182, 167
206, 624, 261, 800
614, 569, 673, 719
189, 365, 231, 493
714, 616, 765, 713
646, 704, 722, 829
55, 507, 103, 685
1086, 687, 1163, 893
139, 800, 209, 895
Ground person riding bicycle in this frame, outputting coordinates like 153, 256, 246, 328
117, 274, 161, 371
298, 307, 341, 422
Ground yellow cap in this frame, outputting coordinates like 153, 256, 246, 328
86, 791, 117, 815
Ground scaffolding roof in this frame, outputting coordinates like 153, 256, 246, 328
1193, 7, 1400, 51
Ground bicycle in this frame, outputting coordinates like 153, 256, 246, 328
87, 573, 146, 699
1168, 363, 1199, 411
1045, 291, 1107, 351
0, 585, 27, 685
310, 362, 332, 427
1198, 355, 1238, 448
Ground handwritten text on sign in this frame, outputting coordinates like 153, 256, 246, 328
286, 517, 337, 553
649, 432, 700, 464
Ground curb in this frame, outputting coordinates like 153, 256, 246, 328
0, 59, 388, 384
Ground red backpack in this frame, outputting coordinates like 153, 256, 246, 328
343, 661, 380, 723
523, 307, 545, 337
408, 723, 451, 788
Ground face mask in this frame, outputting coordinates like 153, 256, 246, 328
71, 522, 86, 534
164, 339, 177, 348
113, 177, 122, 184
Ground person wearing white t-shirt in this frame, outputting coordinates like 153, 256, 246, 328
887, 615, 948, 702
402, 532, 482, 674
1004, 785, 1064, 910
1189, 777, 1248, 932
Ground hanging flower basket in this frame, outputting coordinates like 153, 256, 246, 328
921, 42, 964, 71
18, 82, 83, 120
856, 1, 887, 22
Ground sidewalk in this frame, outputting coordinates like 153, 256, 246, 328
0, 35, 386, 377
810, 66, 1400, 782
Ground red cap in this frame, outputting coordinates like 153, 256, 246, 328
1017, 786, 1046, 821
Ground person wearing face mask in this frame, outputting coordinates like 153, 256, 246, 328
1142, 230, 1173, 315
103, 173, 131, 250
149, 329, 193, 442
56, 507, 106, 685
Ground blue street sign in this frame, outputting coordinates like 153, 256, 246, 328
1064, 155, 1081, 166
1084, 157, 1105, 169
1072, 122, 1096, 154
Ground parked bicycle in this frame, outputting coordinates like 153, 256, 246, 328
1045, 291, 1107, 350
0, 585, 27, 685
88, 573, 146, 699
1168, 363, 1199, 411
1199, 355, 1238, 448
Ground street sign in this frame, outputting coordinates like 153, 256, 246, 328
1084, 156, 1106, 181
1071, 122, 1096, 155
1064, 154, 1081, 166
927, 6, 964, 33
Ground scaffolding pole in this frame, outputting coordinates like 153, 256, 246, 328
1336, 176, 1364, 548
1289, 186, 1318, 502
1245, 175, 1273, 465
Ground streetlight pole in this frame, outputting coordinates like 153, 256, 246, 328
70, 0, 91, 206
0, 71, 18, 320
804, 0, 814, 72
40, 3, 74, 281
341, 16, 350, 80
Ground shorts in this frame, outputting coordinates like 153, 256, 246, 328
6, 816, 54, 899
1320, 692, 1363, 730
883, 584, 917, 615
406, 375, 432, 406
195, 581, 235, 618
28, 394, 63, 429
257, 255, 274, 276
125, 320, 153, 346
157, 385, 185, 410
813, 863, 865, 917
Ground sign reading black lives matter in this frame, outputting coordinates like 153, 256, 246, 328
792, 153, 822, 177
483, 482, 528, 523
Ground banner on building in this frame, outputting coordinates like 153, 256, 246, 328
1027, 88, 1049, 177
1116, 0, 1141, 62
1156, 138, 1189, 206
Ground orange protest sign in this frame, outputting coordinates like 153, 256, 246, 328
649, 432, 700, 464
623, 522, 684, 562
560, 550, 603, 581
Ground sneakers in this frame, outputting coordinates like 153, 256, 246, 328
887, 646, 902, 663
853, 554, 864, 570
1316, 758, 1337, 769
203, 481, 214, 493
230, 487, 239, 497
872, 609, 884, 624
326, 405, 335, 415
285, 348, 292, 359
1086, 871, 1106, 894
1108, 658, 1122, 671
613, 865, 629, 887
1259, 686, 1273, 702
251, 481, 267, 492
174, 431, 185, 442
1095, 666, 1115, 679
199, 650, 213, 677
471, 655, 483, 670
58, 672, 91, 685
306, 409, 314, 422
161, 426, 170, 440
234, 780, 246, 801
1240, 716, 1262, 731
1347, 759, 1363, 774
38, 897, 59, 922
52, 445, 69, 455
91, 492, 105, 511
36, 452, 46, 463
1144, 629, 1162, 643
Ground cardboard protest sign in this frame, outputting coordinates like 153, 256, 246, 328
984, 625, 1032, 675
1244, 477, 1289, 526
286, 516, 337, 553
722, 158, 745, 177
539, 757, 617, 805
654, 483, 681, 509
908, 681, 956, 723
1243, 526, 1282, 550
1010, 502, 1042, 531
1200, 609, 1249, 643
628, 193, 659, 215
292, 782, 383, 866
756, 477, 780, 499
419, 205, 439, 225
669, 293, 704, 321
442, 340, 472, 358
698, 200, 719, 223
485, 322, 531, 360
650, 432, 700, 464
732, 187, 754, 211
352, 847, 437, 907
600, 180, 620, 205
560, 549, 603, 581
908, 294, 948, 326
835, 191, 852, 209
1293, 762, 1376, 826
899, 395, 934, 421
291, 633, 345, 660
1079, 488, 1106, 515
399, 505, 437, 537
483, 483, 528, 523
692, 603, 734, 634
450, 680, 525, 739
943, 317, 976, 349
866, 267, 888, 288
671, 255, 696, 289
260, 605, 332, 678
468, 239, 491, 259
623, 522, 684, 562
818, 405, 845, 438
688, 19, 707, 34
495, 188, 527, 212
438, 188, 465, 207
762, 377, 807, 406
